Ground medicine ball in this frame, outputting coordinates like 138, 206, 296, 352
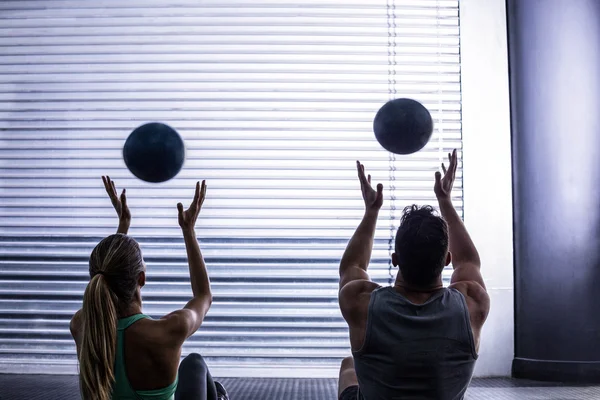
123, 122, 185, 183
373, 98, 434, 155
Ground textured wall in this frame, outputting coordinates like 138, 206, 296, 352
508, 0, 600, 382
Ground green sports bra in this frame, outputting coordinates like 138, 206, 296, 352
112, 314, 178, 400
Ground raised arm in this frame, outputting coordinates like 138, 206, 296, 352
162, 181, 213, 342
102, 176, 131, 235
434, 150, 485, 290
338, 161, 384, 290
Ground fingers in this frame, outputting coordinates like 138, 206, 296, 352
441, 149, 459, 178
102, 175, 120, 207
446, 150, 457, 180
177, 202, 184, 215
449, 149, 457, 166
356, 161, 368, 186
375, 183, 384, 206
368, 174, 371, 184
192, 181, 200, 207
102, 176, 114, 197
120, 189, 127, 208
434, 171, 443, 196
199, 180, 207, 207
452, 149, 458, 176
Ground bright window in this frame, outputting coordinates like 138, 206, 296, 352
0, 0, 462, 376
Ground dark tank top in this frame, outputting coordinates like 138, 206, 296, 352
353, 286, 478, 400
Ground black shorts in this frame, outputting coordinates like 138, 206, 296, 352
339, 385, 364, 400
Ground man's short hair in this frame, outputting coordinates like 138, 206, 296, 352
395, 205, 449, 286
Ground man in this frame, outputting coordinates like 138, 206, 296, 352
338, 150, 490, 400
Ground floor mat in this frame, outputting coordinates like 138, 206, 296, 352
1, 375, 600, 400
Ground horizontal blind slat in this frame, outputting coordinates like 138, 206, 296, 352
0, 0, 462, 375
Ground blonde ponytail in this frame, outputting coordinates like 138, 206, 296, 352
78, 234, 145, 400
79, 274, 118, 400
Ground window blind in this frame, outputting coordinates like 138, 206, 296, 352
0, 0, 462, 376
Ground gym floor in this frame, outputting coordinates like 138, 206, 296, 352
0, 375, 599, 400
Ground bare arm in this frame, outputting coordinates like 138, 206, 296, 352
181, 229, 211, 299
338, 162, 383, 348
434, 150, 485, 289
339, 210, 378, 289
438, 198, 481, 267
339, 161, 384, 290
102, 176, 131, 235
163, 181, 212, 342
179, 228, 212, 329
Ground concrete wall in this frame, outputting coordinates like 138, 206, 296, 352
461, 0, 514, 377
508, 0, 600, 382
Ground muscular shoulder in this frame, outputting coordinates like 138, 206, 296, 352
339, 280, 380, 304
449, 281, 490, 326
339, 280, 380, 325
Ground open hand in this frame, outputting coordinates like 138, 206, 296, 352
357, 161, 384, 211
102, 176, 131, 223
434, 149, 458, 200
177, 181, 207, 232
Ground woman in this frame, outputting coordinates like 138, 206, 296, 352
69, 177, 228, 400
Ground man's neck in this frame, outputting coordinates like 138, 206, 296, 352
394, 276, 444, 294
392, 280, 444, 305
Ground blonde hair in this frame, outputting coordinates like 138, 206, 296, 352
79, 234, 144, 400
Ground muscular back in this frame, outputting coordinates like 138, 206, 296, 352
122, 318, 182, 390
346, 284, 481, 400
339, 279, 489, 353
71, 312, 192, 391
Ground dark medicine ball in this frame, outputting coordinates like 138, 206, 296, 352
123, 122, 185, 183
373, 98, 434, 155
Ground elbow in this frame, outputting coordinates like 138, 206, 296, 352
199, 292, 213, 311
201, 293, 213, 319
192, 291, 212, 306
69, 323, 78, 339
469, 249, 481, 266
69, 310, 82, 337
338, 261, 350, 277
69, 319, 82, 345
